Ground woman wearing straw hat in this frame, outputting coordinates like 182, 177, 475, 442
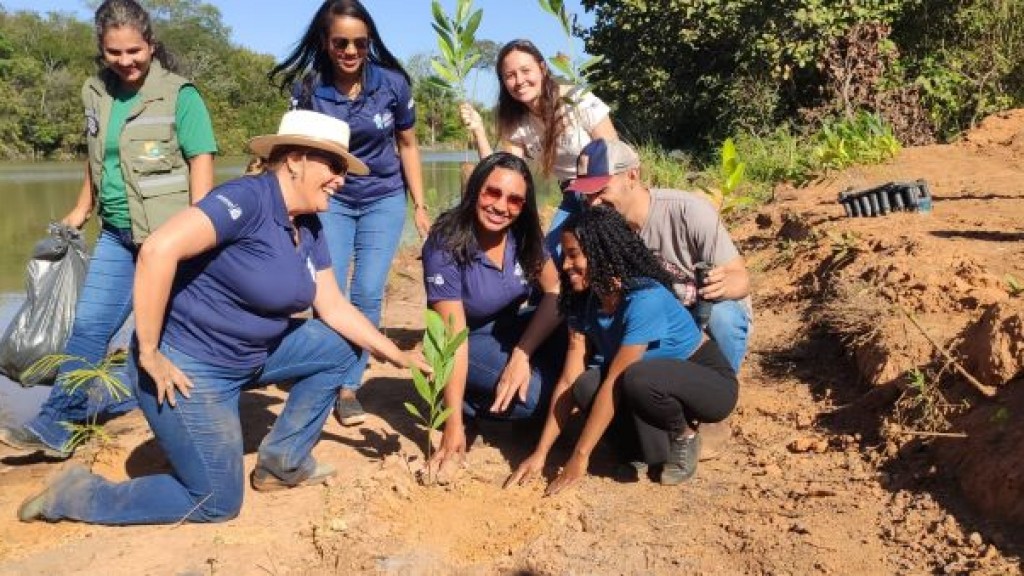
17, 110, 430, 525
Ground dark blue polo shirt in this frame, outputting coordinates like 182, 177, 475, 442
421, 232, 534, 330
569, 279, 702, 369
291, 63, 415, 203
161, 172, 332, 369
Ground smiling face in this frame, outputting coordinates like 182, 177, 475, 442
500, 49, 546, 109
101, 25, 155, 90
292, 149, 346, 213
475, 167, 528, 236
560, 230, 589, 293
325, 15, 370, 78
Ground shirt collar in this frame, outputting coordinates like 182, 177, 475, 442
260, 172, 292, 229
313, 62, 383, 102
472, 230, 517, 269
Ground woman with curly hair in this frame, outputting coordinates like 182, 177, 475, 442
421, 152, 564, 480
507, 206, 738, 492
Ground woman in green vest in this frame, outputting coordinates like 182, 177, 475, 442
0, 0, 217, 460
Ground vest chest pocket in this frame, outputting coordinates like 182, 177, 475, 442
126, 120, 176, 176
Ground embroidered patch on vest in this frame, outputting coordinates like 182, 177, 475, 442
85, 109, 99, 137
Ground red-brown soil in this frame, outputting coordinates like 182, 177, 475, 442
2, 111, 1024, 574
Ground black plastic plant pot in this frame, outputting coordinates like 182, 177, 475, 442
858, 195, 873, 217
868, 192, 881, 216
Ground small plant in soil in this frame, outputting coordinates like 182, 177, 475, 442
893, 367, 969, 433
1005, 274, 1023, 297
700, 137, 754, 217
21, 350, 130, 453
405, 310, 467, 482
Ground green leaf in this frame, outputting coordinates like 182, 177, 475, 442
456, 0, 469, 24
404, 401, 425, 422
442, 327, 468, 358
725, 163, 746, 193
431, 405, 455, 429
412, 367, 432, 402
548, 54, 574, 78
464, 9, 483, 40
430, 60, 459, 85
431, 0, 448, 29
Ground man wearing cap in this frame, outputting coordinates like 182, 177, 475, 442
566, 138, 751, 375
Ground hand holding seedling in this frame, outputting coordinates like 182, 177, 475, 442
490, 349, 531, 413
459, 103, 483, 131
138, 348, 193, 407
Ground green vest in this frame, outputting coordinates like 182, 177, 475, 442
83, 61, 191, 242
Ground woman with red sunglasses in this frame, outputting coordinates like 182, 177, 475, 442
421, 153, 564, 482
269, 0, 430, 428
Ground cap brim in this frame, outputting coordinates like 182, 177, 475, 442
566, 175, 612, 194
248, 135, 369, 176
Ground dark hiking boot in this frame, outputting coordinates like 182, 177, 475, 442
661, 432, 701, 486
335, 393, 367, 427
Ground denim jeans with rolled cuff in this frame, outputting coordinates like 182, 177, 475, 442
38, 319, 359, 525
25, 225, 138, 453
318, 192, 406, 393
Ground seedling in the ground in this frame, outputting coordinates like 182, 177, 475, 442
1006, 274, 1023, 297
405, 310, 467, 480
21, 350, 130, 453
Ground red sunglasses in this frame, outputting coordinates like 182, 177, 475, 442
479, 185, 526, 214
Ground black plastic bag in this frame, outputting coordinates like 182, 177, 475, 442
0, 223, 89, 386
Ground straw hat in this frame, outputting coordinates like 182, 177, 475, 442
248, 110, 369, 175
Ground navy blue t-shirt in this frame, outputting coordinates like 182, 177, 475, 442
291, 63, 415, 203
421, 232, 535, 330
569, 279, 702, 370
161, 172, 332, 369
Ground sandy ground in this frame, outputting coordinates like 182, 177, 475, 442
2, 112, 1024, 574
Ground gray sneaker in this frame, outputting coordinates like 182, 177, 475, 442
661, 432, 701, 486
0, 425, 71, 460
334, 394, 367, 426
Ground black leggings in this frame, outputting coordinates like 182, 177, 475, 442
572, 341, 738, 464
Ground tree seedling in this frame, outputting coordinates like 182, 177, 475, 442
405, 310, 467, 484
21, 350, 130, 454
700, 138, 754, 217
428, 0, 483, 101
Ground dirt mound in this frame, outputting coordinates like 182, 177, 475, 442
738, 108, 1024, 525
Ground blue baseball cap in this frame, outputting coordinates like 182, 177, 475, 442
567, 138, 640, 194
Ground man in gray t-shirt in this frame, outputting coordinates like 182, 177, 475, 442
565, 138, 752, 373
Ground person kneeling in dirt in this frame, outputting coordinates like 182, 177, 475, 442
17, 110, 429, 525
566, 139, 752, 458
421, 153, 565, 482
507, 206, 738, 491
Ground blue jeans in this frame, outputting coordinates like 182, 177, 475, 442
319, 192, 406, 391
543, 192, 582, 264
702, 300, 751, 373
39, 319, 359, 525
26, 226, 138, 452
463, 310, 565, 420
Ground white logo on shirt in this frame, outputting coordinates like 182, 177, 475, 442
216, 194, 242, 220
306, 256, 316, 280
427, 274, 445, 286
374, 112, 394, 130
408, 99, 415, 109
514, 262, 527, 285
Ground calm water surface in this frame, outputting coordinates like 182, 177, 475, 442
0, 154, 557, 414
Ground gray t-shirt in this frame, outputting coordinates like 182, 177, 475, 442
639, 188, 750, 312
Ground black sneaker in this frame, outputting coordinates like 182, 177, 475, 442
661, 432, 701, 485
334, 393, 367, 426
0, 425, 71, 460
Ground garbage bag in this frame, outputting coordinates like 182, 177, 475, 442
0, 223, 89, 386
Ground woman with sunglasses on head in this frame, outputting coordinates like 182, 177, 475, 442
421, 153, 564, 481
17, 110, 430, 525
0, 0, 216, 461
506, 206, 738, 494
460, 39, 617, 257
269, 0, 429, 427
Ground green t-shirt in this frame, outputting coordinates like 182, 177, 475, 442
98, 85, 218, 229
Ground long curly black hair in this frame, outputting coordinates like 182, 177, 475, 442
428, 152, 545, 282
558, 205, 675, 316
268, 0, 410, 96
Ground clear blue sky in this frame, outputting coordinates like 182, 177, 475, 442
1, 0, 595, 100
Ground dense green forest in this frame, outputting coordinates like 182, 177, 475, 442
2, 0, 1023, 163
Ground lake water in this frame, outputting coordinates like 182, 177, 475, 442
0, 153, 558, 419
